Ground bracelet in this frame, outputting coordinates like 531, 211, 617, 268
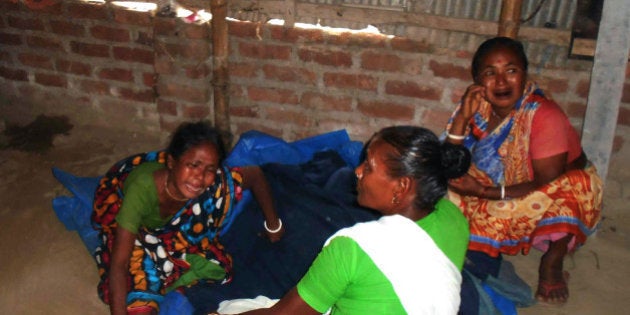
500, 184, 506, 200
446, 131, 466, 141
264, 219, 283, 233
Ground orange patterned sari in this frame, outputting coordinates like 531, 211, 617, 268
446, 83, 603, 257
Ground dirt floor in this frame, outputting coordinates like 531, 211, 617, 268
0, 120, 629, 315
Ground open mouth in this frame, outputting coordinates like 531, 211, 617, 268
493, 90, 512, 98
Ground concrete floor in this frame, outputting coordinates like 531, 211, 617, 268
1, 123, 628, 315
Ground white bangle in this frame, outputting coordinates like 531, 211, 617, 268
264, 219, 282, 233
446, 131, 466, 141
500, 184, 506, 200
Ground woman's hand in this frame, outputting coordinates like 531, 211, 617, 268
458, 84, 486, 121
447, 84, 486, 142
240, 166, 285, 243
263, 219, 285, 243
448, 174, 485, 197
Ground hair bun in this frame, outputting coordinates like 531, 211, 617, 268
440, 142, 471, 179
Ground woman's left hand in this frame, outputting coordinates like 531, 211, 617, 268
264, 219, 285, 243
448, 174, 484, 197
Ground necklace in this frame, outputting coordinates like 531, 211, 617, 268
164, 174, 188, 202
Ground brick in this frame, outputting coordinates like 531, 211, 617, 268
161, 41, 210, 61
90, 25, 130, 42
112, 46, 154, 64
229, 105, 259, 118
70, 41, 110, 58
157, 99, 178, 116
0, 32, 22, 45
566, 102, 586, 119
56, 59, 92, 76
230, 62, 259, 78
18, 52, 53, 69
391, 37, 432, 53
0, 66, 27, 81
185, 63, 210, 79
181, 23, 209, 40
622, 82, 630, 103
26, 1, 62, 14
420, 108, 452, 133
0, 51, 12, 63
262, 64, 316, 85
269, 25, 325, 43
233, 121, 281, 139
575, 79, 590, 98
228, 20, 260, 39
118, 87, 155, 103
247, 86, 299, 104
157, 83, 209, 103
612, 135, 624, 153
357, 99, 414, 120
298, 48, 352, 67
541, 77, 569, 94
154, 17, 178, 36
113, 7, 152, 26
98, 68, 134, 82
79, 79, 110, 95
328, 32, 386, 48
238, 42, 291, 60
26, 35, 63, 51
618, 106, 630, 126
0, 1, 20, 13
155, 56, 175, 74
34, 72, 67, 87
143, 72, 156, 87
49, 20, 85, 37
67, 3, 109, 20
182, 104, 211, 118
136, 31, 154, 46
385, 80, 441, 100
300, 92, 353, 112
429, 60, 470, 81
360, 51, 402, 72
264, 106, 313, 127
323, 73, 377, 91
7, 16, 44, 31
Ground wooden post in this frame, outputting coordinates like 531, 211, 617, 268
210, 0, 232, 147
498, 0, 523, 38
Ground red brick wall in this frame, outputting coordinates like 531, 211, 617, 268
1, 0, 628, 146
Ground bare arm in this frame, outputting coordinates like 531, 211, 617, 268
445, 84, 486, 144
239, 166, 284, 242
109, 227, 136, 315
449, 152, 567, 199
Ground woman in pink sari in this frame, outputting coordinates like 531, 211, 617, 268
445, 37, 602, 305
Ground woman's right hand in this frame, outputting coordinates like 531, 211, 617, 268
457, 84, 486, 121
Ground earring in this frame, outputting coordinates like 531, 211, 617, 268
391, 194, 400, 205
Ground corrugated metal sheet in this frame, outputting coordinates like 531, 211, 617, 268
298, 0, 576, 30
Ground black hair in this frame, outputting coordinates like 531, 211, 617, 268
166, 121, 226, 162
371, 126, 470, 212
471, 36, 529, 81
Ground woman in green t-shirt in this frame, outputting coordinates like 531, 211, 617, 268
91, 121, 284, 315
223, 126, 471, 315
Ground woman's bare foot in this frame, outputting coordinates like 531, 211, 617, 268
535, 234, 573, 305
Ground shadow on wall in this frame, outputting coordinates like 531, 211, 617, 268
0, 114, 73, 153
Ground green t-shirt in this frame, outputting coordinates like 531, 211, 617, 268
297, 198, 469, 315
116, 162, 169, 233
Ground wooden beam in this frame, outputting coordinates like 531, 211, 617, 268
498, 0, 523, 38
210, 0, 232, 146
